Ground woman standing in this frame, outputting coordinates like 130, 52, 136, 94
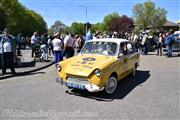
157, 33, 164, 56
52, 32, 63, 64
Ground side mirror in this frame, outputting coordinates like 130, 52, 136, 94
118, 53, 125, 60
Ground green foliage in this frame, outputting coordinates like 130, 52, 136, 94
70, 22, 85, 35
0, 0, 47, 36
0, 1, 7, 31
133, 0, 167, 30
133, 26, 140, 34
63, 26, 71, 34
91, 23, 104, 33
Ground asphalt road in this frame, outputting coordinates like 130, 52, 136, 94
0, 53, 179, 120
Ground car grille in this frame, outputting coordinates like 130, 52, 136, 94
67, 76, 89, 85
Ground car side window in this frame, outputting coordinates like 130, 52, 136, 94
119, 42, 128, 56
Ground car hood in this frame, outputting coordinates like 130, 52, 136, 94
63, 54, 116, 77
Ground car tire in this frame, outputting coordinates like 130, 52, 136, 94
105, 76, 117, 94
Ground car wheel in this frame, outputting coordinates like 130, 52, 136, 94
105, 76, 117, 94
132, 66, 137, 77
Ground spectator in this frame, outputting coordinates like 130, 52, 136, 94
86, 28, 92, 42
77, 35, 85, 53
141, 31, 149, 55
112, 31, 118, 38
47, 35, 54, 56
132, 33, 139, 52
93, 31, 100, 39
165, 31, 175, 57
31, 32, 38, 58
52, 32, 63, 64
40, 33, 48, 61
0, 28, 16, 75
63, 32, 75, 58
16, 33, 22, 56
73, 35, 79, 49
157, 33, 164, 56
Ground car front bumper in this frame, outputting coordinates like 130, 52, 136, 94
56, 77, 104, 92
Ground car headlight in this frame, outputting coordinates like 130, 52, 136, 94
56, 65, 61, 72
95, 69, 101, 77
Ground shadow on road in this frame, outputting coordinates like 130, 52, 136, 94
65, 70, 150, 102
15, 61, 36, 68
0, 72, 46, 80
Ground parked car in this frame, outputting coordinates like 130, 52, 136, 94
56, 38, 140, 94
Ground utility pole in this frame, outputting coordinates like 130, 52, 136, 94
78, 5, 88, 35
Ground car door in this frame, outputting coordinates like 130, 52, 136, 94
124, 42, 135, 72
117, 42, 127, 79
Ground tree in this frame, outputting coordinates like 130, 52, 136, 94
0, 0, 47, 36
70, 22, 85, 35
48, 20, 66, 35
133, 0, 167, 30
109, 15, 134, 33
63, 26, 70, 34
91, 23, 104, 33
103, 12, 120, 32
0, 4, 7, 31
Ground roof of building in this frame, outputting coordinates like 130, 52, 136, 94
164, 21, 179, 27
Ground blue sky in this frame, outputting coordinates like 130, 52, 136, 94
19, 0, 180, 28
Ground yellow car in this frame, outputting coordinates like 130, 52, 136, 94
56, 38, 140, 94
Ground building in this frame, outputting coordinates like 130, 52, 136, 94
162, 21, 179, 31
144, 20, 179, 32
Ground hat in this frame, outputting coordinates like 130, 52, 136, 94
113, 31, 118, 34
3, 28, 9, 33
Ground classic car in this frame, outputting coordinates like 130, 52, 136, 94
56, 38, 140, 94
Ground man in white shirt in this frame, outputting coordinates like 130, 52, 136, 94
63, 32, 74, 58
141, 32, 149, 55
0, 29, 16, 75
31, 32, 38, 57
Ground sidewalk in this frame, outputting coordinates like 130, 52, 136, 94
0, 47, 54, 80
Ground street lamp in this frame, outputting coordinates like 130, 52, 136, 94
78, 5, 88, 35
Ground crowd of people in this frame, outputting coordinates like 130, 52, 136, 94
92, 30, 180, 57
30, 28, 179, 66
30, 31, 80, 65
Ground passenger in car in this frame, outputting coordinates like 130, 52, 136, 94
120, 43, 128, 55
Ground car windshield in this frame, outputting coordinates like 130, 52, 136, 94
81, 41, 117, 56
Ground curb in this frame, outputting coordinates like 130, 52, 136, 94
0, 61, 54, 80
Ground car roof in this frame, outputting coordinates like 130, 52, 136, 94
174, 31, 180, 34
88, 38, 129, 44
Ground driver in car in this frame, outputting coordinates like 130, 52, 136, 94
101, 43, 114, 55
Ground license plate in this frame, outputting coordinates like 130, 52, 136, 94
65, 81, 85, 90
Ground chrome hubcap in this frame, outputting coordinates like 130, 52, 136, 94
106, 77, 117, 94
